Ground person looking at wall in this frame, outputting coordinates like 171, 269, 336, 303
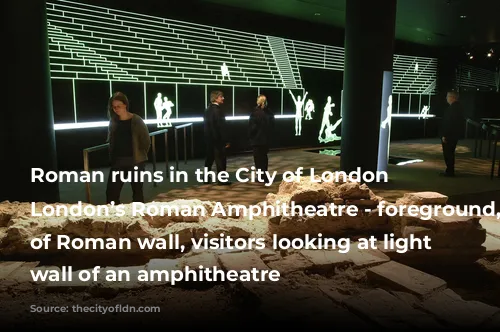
204, 90, 231, 185
106, 91, 150, 203
440, 90, 465, 177
249, 94, 274, 183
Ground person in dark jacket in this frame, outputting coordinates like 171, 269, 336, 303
204, 90, 231, 185
106, 92, 150, 203
249, 94, 275, 183
440, 90, 465, 176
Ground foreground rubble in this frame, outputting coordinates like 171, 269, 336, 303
0, 178, 500, 328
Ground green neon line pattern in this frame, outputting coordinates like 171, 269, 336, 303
46, 0, 438, 95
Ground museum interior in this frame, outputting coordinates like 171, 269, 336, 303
2, 0, 500, 328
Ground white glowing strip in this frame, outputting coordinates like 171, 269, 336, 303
53, 115, 297, 130
54, 121, 109, 130
226, 116, 248, 121
396, 159, 424, 166
46, 0, 437, 94
391, 114, 435, 118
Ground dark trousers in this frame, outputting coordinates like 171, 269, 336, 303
106, 162, 145, 204
442, 138, 458, 174
253, 145, 269, 181
204, 143, 227, 174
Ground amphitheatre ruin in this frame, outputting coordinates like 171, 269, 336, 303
1, 176, 499, 328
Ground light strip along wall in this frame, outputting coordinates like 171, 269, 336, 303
453, 64, 498, 90
46, 0, 437, 94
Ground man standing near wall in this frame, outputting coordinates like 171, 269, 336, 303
204, 90, 231, 185
440, 90, 465, 177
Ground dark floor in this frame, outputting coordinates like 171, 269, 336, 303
60, 138, 499, 209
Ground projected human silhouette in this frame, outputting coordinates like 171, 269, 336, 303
162, 96, 174, 127
323, 119, 342, 143
318, 96, 341, 143
319, 149, 341, 156
414, 62, 419, 73
154, 92, 168, 127
289, 90, 308, 136
381, 95, 392, 129
221, 62, 230, 80
304, 99, 315, 120
418, 105, 430, 119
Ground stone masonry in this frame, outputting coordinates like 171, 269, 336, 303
1, 178, 499, 328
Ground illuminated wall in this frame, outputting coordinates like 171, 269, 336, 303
47, 0, 438, 130
453, 64, 499, 91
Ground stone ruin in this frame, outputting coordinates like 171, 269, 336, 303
0, 176, 490, 264
1, 177, 499, 328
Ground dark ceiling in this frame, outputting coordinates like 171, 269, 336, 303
200, 0, 500, 47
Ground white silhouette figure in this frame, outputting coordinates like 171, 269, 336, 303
162, 96, 174, 127
381, 95, 392, 129
318, 118, 342, 144
319, 149, 341, 156
154, 93, 168, 127
304, 99, 315, 120
321, 118, 342, 143
221, 63, 230, 80
414, 62, 418, 73
418, 105, 430, 119
318, 96, 336, 142
289, 90, 308, 136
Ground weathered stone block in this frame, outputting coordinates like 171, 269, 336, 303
402, 226, 435, 239
290, 188, 331, 205
396, 192, 448, 206
367, 261, 447, 299
269, 207, 390, 239
266, 253, 314, 275
145, 258, 180, 286
0, 261, 24, 279
218, 251, 269, 272
5, 261, 40, 283
299, 249, 351, 270
318, 284, 351, 304
335, 182, 371, 199
479, 217, 500, 238
422, 288, 500, 328
432, 225, 486, 248
348, 248, 391, 268
180, 252, 220, 269
402, 224, 486, 248
254, 247, 277, 258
